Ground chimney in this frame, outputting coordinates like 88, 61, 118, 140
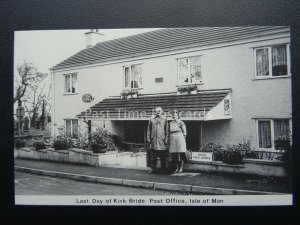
85, 29, 104, 48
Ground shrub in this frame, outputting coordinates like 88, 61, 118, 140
201, 141, 255, 164
222, 145, 245, 165
53, 138, 71, 150
15, 139, 26, 149
89, 127, 115, 151
33, 141, 46, 150
200, 143, 225, 161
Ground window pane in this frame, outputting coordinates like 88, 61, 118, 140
71, 74, 77, 93
124, 67, 130, 88
65, 75, 70, 92
131, 65, 142, 88
256, 48, 269, 76
190, 56, 201, 82
66, 120, 71, 136
258, 121, 272, 148
274, 119, 290, 140
178, 58, 189, 83
72, 120, 78, 138
272, 45, 287, 76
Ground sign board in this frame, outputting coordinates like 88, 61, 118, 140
224, 99, 230, 115
82, 93, 94, 103
191, 152, 213, 162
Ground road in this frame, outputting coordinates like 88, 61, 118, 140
15, 171, 182, 195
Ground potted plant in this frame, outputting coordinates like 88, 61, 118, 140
187, 83, 198, 94
89, 127, 115, 153
127, 89, 139, 98
120, 90, 128, 100
177, 83, 198, 95
120, 89, 139, 99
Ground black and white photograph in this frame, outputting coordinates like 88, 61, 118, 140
13, 27, 293, 206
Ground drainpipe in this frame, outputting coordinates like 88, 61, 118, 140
200, 123, 203, 148
50, 69, 56, 137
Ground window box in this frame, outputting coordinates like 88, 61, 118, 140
177, 83, 198, 95
120, 89, 139, 100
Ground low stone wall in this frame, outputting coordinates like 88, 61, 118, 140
15, 148, 285, 177
15, 147, 146, 168
185, 159, 286, 178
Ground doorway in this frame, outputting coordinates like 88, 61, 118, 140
185, 121, 202, 151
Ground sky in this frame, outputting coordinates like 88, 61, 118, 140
14, 28, 158, 74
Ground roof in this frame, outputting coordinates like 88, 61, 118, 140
52, 26, 289, 71
77, 90, 230, 120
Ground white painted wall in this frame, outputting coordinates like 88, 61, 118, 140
52, 32, 291, 150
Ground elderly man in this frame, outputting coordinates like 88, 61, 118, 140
147, 107, 169, 174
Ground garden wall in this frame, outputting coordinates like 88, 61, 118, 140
185, 159, 286, 178
15, 147, 147, 169
15, 148, 286, 178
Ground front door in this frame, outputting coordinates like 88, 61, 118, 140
185, 121, 201, 151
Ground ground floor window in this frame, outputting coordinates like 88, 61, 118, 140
124, 121, 147, 144
257, 119, 291, 150
65, 119, 78, 139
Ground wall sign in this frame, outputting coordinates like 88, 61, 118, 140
224, 99, 230, 115
191, 152, 213, 162
82, 93, 94, 103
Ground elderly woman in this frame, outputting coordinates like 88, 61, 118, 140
168, 110, 187, 173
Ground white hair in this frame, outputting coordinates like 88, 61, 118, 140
155, 107, 162, 112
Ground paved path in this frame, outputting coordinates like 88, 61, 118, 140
15, 171, 181, 195
14, 159, 289, 194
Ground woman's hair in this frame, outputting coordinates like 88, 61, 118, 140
172, 110, 180, 119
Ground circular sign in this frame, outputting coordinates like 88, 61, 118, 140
82, 94, 94, 103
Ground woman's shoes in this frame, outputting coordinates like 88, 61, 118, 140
177, 161, 184, 173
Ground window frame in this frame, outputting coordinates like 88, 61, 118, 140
123, 64, 143, 89
64, 119, 79, 139
254, 44, 291, 79
256, 119, 292, 151
64, 73, 78, 94
177, 55, 202, 85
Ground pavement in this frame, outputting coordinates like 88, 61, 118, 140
14, 159, 289, 195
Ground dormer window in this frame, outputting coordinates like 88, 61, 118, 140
64, 73, 77, 94
177, 56, 202, 84
123, 64, 142, 89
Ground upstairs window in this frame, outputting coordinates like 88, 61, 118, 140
64, 73, 77, 93
124, 64, 142, 89
255, 44, 290, 78
177, 56, 202, 84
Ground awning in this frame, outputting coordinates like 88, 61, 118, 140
77, 90, 232, 121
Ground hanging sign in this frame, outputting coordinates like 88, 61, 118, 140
224, 99, 230, 115
82, 93, 94, 103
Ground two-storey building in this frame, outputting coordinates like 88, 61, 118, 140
51, 27, 292, 153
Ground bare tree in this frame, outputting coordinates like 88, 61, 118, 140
23, 73, 51, 128
14, 62, 38, 103
14, 62, 51, 128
